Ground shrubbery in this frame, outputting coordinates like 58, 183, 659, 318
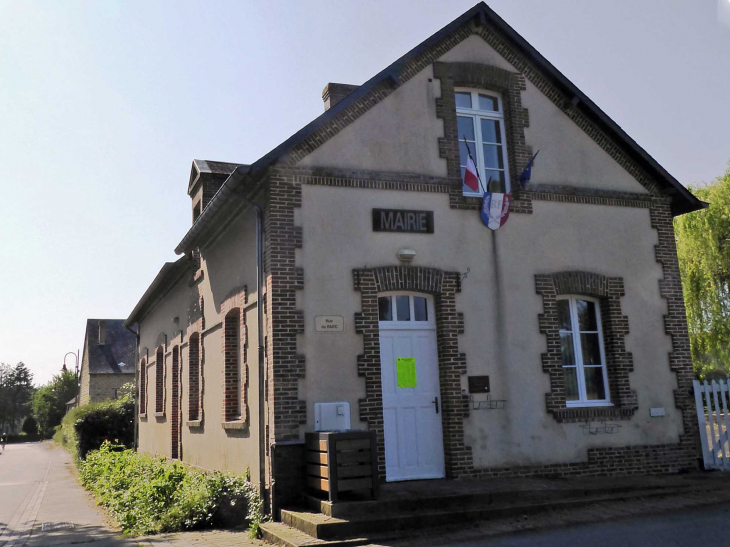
57, 383, 134, 460
79, 442, 262, 536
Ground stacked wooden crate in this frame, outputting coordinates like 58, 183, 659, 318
305, 430, 379, 502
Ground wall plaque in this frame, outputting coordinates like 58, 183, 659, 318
372, 209, 434, 233
315, 316, 344, 333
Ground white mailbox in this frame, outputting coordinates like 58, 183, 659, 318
314, 402, 351, 432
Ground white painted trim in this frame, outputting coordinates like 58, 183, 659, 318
378, 292, 436, 330
559, 295, 611, 407
455, 87, 511, 195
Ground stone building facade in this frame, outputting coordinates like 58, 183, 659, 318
78, 319, 136, 406
126, 3, 705, 514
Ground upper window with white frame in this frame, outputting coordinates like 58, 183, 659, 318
558, 296, 611, 407
455, 88, 510, 196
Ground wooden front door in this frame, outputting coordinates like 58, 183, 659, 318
378, 292, 445, 481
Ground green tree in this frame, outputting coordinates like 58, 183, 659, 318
32, 371, 78, 438
675, 164, 730, 380
0, 362, 35, 433
22, 416, 38, 435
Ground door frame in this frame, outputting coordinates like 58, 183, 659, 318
378, 291, 445, 481
353, 265, 472, 480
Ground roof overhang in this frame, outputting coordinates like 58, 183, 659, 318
124, 256, 191, 328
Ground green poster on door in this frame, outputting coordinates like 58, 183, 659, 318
396, 357, 417, 388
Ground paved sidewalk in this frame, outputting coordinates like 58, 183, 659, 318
0, 442, 266, 547
4, 442, 730, 547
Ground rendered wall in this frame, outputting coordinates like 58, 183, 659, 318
298, 34, 646, 195
136, 212, 262, 483
297, 184, 681, 469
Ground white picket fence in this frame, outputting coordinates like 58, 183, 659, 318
693, 379, 730, 470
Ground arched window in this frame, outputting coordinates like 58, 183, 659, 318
139, 358, 147, 415
155, 347, 164, 414
188, 333, 200, 421
456, 88, 510, 195
223, 309, 241, 421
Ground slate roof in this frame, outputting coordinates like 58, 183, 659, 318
188, 159, 244, 194
174, 2, 703, 255
83, 319, 136, 375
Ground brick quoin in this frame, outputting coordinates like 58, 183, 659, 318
265, 170, 306, 444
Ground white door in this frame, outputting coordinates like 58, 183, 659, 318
378, 292, 445, 481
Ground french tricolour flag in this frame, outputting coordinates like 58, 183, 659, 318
463, 155, 480, 193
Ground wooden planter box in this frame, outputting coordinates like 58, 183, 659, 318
305, 430, 379, 502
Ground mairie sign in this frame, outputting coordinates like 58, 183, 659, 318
372, 209, 434, 233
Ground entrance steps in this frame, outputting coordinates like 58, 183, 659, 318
261, 477, 710, 547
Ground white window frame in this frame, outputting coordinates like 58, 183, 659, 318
455, 88, 511, 196
559, 295, 612, 408
378, 292, 436, 331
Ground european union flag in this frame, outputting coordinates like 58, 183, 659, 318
519, 151, 539, 188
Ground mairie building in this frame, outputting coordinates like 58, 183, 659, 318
125, 2, 705, 515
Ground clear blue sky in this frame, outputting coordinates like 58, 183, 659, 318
2, 0, 729, 385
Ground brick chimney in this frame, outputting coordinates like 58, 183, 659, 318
322, 83, 358, 111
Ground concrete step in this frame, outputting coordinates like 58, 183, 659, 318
306, 481, 697, 519
283, 485, 703, 541
260, 522, 371, 547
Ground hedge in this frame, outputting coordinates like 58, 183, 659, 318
56, 383, 134, 460
80, 442, 263, 536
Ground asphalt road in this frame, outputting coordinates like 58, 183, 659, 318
451, 503, 730, 547
0, 442, 52, 532
0, 442, 131, 546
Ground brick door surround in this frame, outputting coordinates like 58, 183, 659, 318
353, 265, 472, 479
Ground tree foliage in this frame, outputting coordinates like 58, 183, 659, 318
0, 362, 35, 434
32, 371, 78, 437
675, 164, 730, 380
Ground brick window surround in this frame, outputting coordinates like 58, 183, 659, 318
188, 333, 201, 422
353, 265, 471, 478
139, 357, 147, 417
434, 61, 532, 212
154, 345, 165, 416
222, 307, 246, 426
171, 346, 181, 459
536, 271, 637, 423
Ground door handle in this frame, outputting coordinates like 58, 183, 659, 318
433, 396, 440, 414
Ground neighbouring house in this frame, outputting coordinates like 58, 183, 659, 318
125, 2, 705, 515
78, 319, 136, 406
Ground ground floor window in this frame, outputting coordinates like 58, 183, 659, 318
559, 296, 610, 406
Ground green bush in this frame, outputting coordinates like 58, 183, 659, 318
79, 442, 262, 536
58, 384, 134, 460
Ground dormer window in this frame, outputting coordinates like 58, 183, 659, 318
456, 89, 510, 195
